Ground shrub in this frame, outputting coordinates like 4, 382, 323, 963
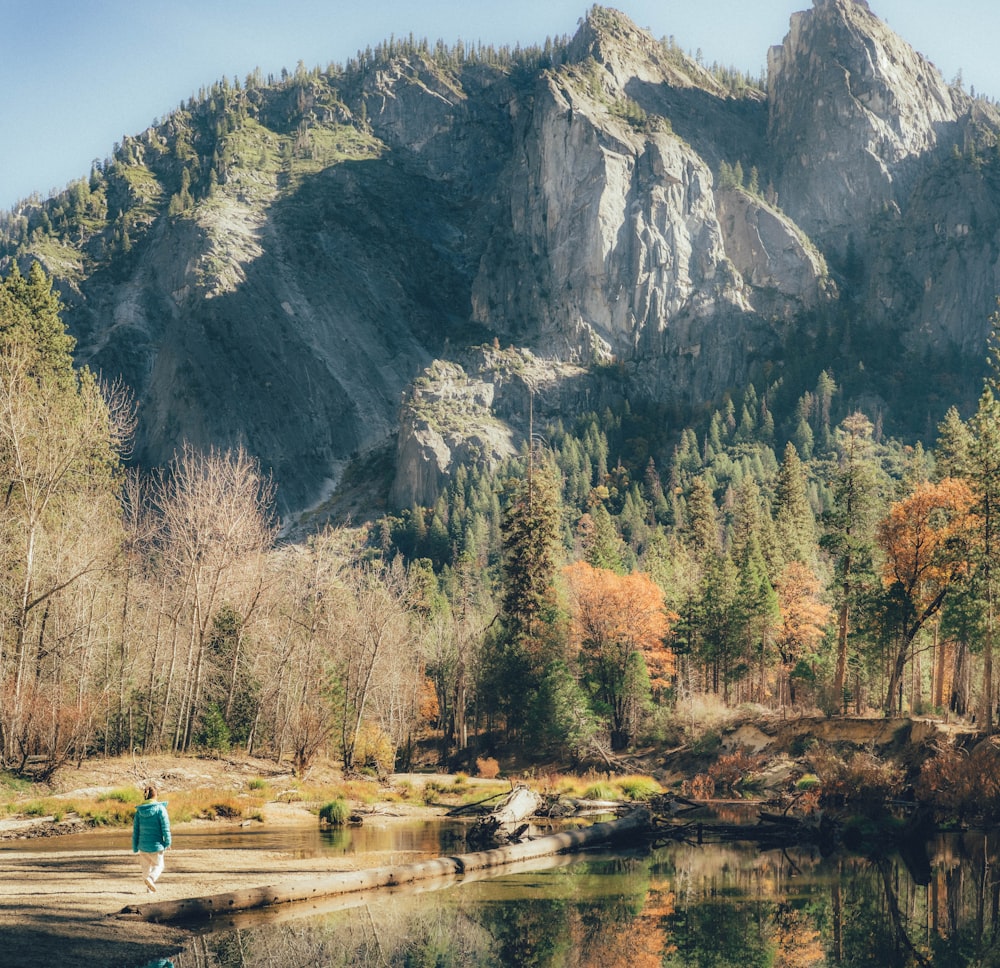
319, 798, 349, 826
452, 772, 468, 787
210, 800, 244, 820
809, 748, 903, 813
99, 788, 141, 805
691, 729, 722, 757
617, 776, 662, 801
196, 703, 231, 754
476, 756, 500, 779
421, 781, 447, 805
681, 774, 715, 800
354, 724, 395, 776
247, 778, 268, 791
0, 773, 31, 796
582, 782, 618, 801
708, 748, 766, 794
789, 734, 817, 758
916, 743, 1000, 820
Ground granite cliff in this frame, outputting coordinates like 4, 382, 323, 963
2, 1, 998, 516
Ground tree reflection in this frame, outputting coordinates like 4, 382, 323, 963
167, 832, 1000, 968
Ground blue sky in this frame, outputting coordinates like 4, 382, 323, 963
2, 1, 997, 213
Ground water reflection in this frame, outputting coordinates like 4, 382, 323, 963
161, 830, 1000, 968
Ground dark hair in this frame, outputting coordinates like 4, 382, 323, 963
143, 784, 157, 801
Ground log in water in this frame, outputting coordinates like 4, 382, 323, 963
120, 808, 651, 924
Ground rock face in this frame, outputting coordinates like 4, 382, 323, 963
470, 66, 752, 362
390, 349, 591, 508
4, 2, 1000, 515
767, 0, 967, 251
389, 360, 515, 511
715, 187, 830, 309
868, 158, 1000, 355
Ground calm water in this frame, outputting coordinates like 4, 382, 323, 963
3, 815, 472, 861
123, 818, 1000, 968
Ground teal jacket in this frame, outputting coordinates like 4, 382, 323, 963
132, 800, 171, 853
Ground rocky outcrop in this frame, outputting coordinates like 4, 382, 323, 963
390, 360, 516, 510
865, 153, 1000, 356
767, 0, 965, 250
390, 350, 588, 509
715, 186, 831, 309
471, 18, 757, 365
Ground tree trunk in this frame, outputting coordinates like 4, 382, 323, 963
934, 631, 947, 710
951, 640, 969, 716
468, 785, 544, 847
833, 588, 850, 714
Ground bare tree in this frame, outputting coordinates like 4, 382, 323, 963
334, 556, 415, 773
0, 347, 132, 767
150, 444, 277, 752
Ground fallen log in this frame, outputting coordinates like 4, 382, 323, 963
119, 808, 651, 925
446, 788, 509, 816
198, 853, 585, 934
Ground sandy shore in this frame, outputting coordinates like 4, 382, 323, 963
0, 803, 449, 968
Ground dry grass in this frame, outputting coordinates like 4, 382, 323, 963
526, 770, 662, 802
1, 752, 666, 832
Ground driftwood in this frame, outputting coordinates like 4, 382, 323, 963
119, 808, 651, 925
446, 789, 509, 816
467, 784, 544, 848
646, 807, 841, 850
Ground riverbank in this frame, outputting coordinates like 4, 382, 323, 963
0, 801, 464, 968
0, 716, 988, 967
0, 754, 472, 968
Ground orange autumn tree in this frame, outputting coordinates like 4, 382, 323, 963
876, 477, 978, 714
563, 561, 677, 749
775, 561, 831, 708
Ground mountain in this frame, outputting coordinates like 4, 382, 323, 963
2, 0, 999, 518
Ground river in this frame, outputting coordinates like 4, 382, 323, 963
8, 810, 998, 967
101, 814, 1000, 968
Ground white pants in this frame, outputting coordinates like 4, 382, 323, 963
138, 850, 165, 885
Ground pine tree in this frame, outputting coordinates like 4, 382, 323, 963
822, 413, 887, 713
684, 475, 721, 556
967, 387, 1000, 732
581, 503, 626, 573
490, 461, 564, 736
935, 406, 973, 479
0, 261, 76, 376
774, 441, 816, 565
735, 536, 780, 703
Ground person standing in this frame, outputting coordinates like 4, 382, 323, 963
132, 783, 171, 893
